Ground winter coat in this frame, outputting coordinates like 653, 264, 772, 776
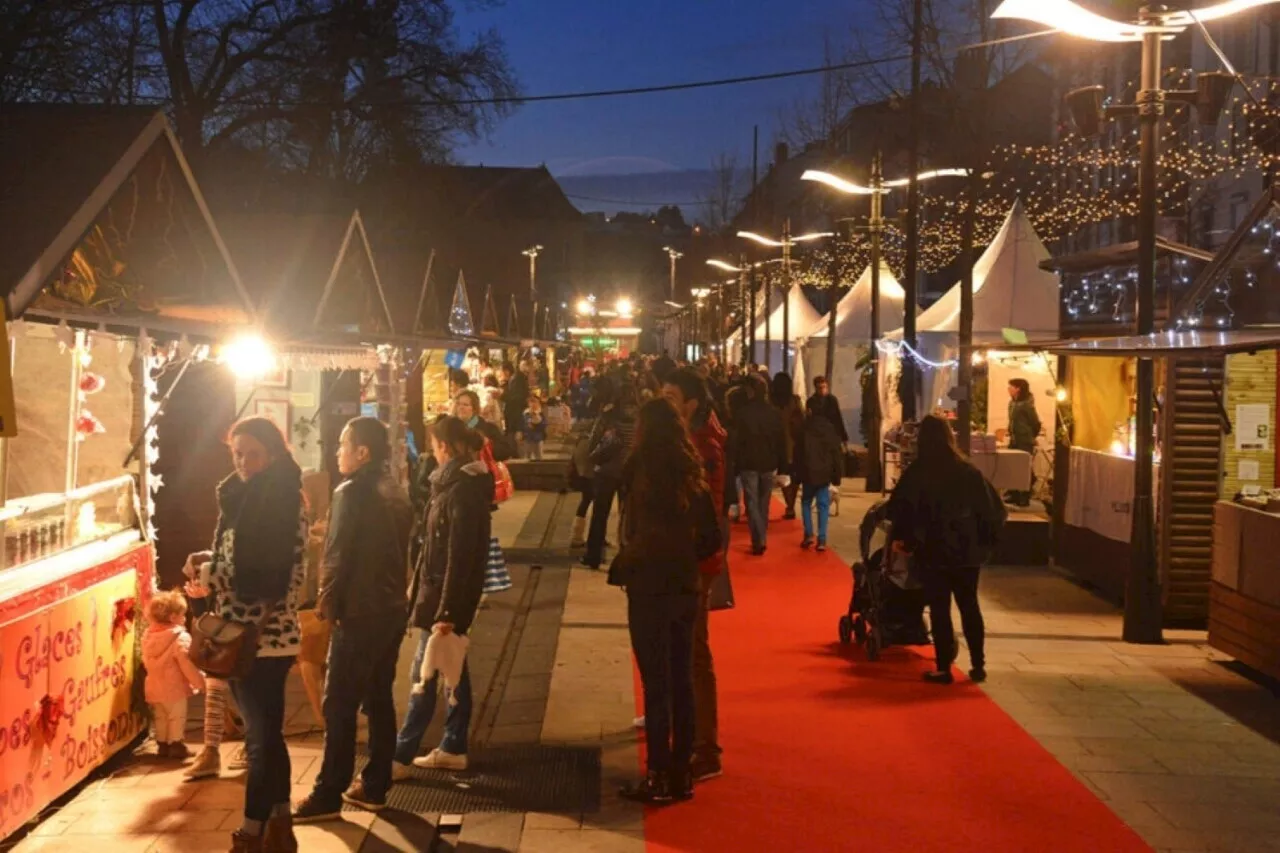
587, 402, 638, 481
611, 472, 721, 596
199, 456, 307, 658
318, 464, 413, 624
689, 408, 727, 576
777, 394, 805, 470
807, 393, 849, 444
796, 416, 843, 488
142, 624, 205, 704
887, 455, 1008, 569
503, 374, 530, 431
1008, 397, 1042, 452
409, 458, 494, 634
473, 417, 514, 462
522, 408, 548, 442
730, 397, 786, 474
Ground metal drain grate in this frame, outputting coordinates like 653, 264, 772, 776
345, 745, 601, 814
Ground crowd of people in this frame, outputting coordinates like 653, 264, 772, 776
141, 344, 1008, 850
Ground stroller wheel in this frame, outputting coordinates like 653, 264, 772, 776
866, 625, 882, 661
838, 615, 854, 645
853, 616, 867, 644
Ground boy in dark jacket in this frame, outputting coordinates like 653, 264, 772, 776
795, 400, 843, 552
730, 374, 786, 555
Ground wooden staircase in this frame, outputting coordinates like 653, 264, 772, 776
1159, 357, 1226, 626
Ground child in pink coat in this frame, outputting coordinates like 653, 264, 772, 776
143, 589, 205, 759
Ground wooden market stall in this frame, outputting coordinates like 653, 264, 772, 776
0, 105, 256, 840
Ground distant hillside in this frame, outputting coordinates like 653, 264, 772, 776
555, 168, 750, 221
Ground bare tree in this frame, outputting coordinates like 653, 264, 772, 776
697, 152, 745, 233
776, 36, 858, 150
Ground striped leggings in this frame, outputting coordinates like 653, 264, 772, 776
203, 678, 234, 747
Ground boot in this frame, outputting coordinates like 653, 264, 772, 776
229, 831, 264, 853
263, 814, 299, 853
184, 746, 221, 780
570, 516, 587, 547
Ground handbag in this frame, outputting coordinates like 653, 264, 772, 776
484, 536, 513, 593
189, 601, 278, 679
481, 441, 515, 504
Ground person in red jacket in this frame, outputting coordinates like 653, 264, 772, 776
661, 367, 726, 783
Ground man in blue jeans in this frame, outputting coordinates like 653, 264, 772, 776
391, 629, 473, 776
730, 375, 785, 555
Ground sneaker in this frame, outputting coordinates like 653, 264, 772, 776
922, 670, 955, 685
391, 761, 415, 782
412, 749, 468, 771
263, 814, 298, 853
291, 793, 342, 824
690, 753, 722, 783
167, 741, 191, 760
342, 780, 387, 812
669, 767, 695, 802
155, 741, 170, 759
228, 745, 249, 771
969, 667, 988, 683
184, 746, 221, 781
633, 716, 646, 729
619, 771, 673, 805
816, 540, 827, 553
800, 538, 813, 550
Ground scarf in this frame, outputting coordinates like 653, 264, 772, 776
216, 456, 302, 602
466, 415, 481, 429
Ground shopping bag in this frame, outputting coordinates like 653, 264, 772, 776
483, 536, 513, 594
709, 517, 735, 611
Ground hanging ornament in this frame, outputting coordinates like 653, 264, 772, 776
75, 410, 106, 440
112, 597, 137, 642
79, 372, 106, 395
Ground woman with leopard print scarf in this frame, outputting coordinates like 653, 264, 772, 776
185, 416, 306, 853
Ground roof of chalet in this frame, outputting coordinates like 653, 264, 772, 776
1038, 238, 1214, 274
414, 164, 582, 222
0, 103, 253, 330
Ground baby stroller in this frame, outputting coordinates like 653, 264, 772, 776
837, 499, 930, 660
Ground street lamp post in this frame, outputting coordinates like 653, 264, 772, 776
691, 287, 711, 360
803, 163, 968, 492
992, 0, 1260, 643
738, 227, 833, 375
523, 245, 542, 339
663, 246, 683, 302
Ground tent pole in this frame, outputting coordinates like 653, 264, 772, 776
865, 154, 885, 493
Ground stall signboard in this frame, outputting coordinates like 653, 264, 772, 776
0, 543, 151, 838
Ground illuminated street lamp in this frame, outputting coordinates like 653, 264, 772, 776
662, 246, 683, 301
616, 297, 633, 318
522, 245, 542, 337
737, 223, 833, 373
991, 0, 1273, 644
804, 162, 968, 491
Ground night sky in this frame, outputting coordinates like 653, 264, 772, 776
453, 0, 872, 203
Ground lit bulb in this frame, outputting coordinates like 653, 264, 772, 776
1055, 387, 1068, 402
219, 334, 277, 380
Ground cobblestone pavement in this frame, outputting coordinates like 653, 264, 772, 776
9, 475, 1280, 852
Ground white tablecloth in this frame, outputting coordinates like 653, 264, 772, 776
970, 449, 1032, 492
1063, 446, 1161, 543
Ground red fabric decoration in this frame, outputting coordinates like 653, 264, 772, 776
112, 596, 137, 641
75, 410, 105, 437
38, 695, 64, 744
79, 372, 106, 394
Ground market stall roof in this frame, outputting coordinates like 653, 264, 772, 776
1037, 238, 1213, 274
217, 209, 396, 339
995, 328, 1280, 357
805, 263, 906, 341
0, 104, 254, 329
748, 282, 822, 343
888, 200, 1059, 342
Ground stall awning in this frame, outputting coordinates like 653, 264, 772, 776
1018, 329, 1280, 358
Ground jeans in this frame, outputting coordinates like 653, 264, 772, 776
739, 470, 775, 549
230, 655, 295, 822
692, 575, 719, 759
628, 591, 697, 775
922, 565, 985, 671
801, 483, 832, 543
584, 475, 620, 568
313, 613, 405, 805
394, 630, 473, 764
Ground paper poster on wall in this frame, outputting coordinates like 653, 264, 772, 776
1239, 459, 1261, 481
1236, 404, 1271, 451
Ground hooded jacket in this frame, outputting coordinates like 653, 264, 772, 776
142, 624, 205, 704
319, 464, 413, 623
796, 415, 844, 489
409, 458, 494, 633
690, 408, 727, 576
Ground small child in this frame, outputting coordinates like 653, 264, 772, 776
522, 395, 548, 460
142, 589, 205, 759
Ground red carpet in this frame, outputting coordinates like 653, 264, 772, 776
636, 505, 1152, 853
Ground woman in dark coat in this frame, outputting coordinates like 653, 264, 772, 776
612, 399, 721, 805
582, 378, 639, 569
795, 399, 843, 552
393, 416, 493, 776
770, 372, 805, 519
1005, 378, 1041, 506
183, 417, 306, 853
888, 415, 1006, 685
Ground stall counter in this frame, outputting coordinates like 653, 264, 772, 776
0, 534, 152, 839
1210, 501, 1280, 680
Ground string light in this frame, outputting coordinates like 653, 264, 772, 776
875, 339, 959, 369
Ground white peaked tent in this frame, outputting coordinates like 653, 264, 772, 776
798, 264, 908, 446
727, 282, 821, 374
881, 200, 1060, 431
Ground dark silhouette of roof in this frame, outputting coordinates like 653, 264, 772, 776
0, 103, 252, 326
413, 165, 582, 222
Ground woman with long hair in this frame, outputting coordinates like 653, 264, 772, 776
184, 417, 306, 852
770, 372, 805, 520
888, 415, 1006, 685
611, 399, 721, 805
393, 416, 493, 775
